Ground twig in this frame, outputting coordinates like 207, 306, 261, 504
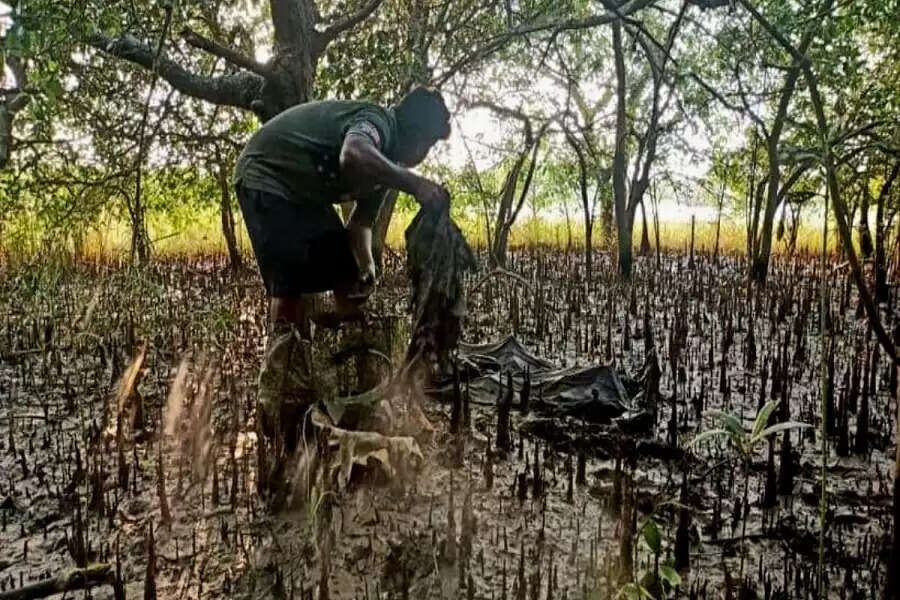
471, 267, 530, 293
0, 564, 112, 600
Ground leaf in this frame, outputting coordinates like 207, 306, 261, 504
705, 409, 744, 438
658, 565, 682, 589
310, 407, 424, 489
690, 428, 730, 447
752, 421, 811, 445
45, 79, 64, 102
642, 518, 661, 555
752, 400, 779, 438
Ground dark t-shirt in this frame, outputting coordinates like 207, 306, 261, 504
233, 100, 398, 223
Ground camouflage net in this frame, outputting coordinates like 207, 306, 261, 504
404, 206, 477, 375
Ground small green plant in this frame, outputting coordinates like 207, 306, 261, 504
692, 400, 810, 595
615, 517, 682, 599
616, 493, 688, 600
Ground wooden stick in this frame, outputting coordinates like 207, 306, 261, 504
0, 564, 113, 600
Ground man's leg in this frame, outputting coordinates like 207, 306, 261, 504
257, 296, 316, 452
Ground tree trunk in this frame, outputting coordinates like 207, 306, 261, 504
746, 131, 761, 262
371, 189, 398, 271
875, 162, 900, 303
752, 137, 782, 283
639, 198, 651, 255
602, 197, 614, 240
91, 0, 355, 123
0, 41, 29, 171
749, 35, 811, 283
875, 186, 888, 302
859, 183, 874, 259
887, 366, 900, 600
714, 182, 725, 265
617, 209, 634, 279
653, 199, 661, 270
218, 166, 243, 270
612, 19, 630, 278
689, 215, 695, 269
127, 192, 150, 266
585, 216, 594, 283
491, 156, 526, 267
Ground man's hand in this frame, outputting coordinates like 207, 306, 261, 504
413, 177, 450, 213
346, 261, 376, 301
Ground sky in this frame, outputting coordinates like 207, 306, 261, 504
1, 2, 10, 86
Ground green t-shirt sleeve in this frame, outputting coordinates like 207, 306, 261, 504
343, 107, 395, 155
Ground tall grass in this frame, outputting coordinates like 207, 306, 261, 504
0, 205, 852, 266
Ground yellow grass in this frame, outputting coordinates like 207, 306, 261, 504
0, 205, 844, 266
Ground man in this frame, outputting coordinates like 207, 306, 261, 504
233, 87, 451, 458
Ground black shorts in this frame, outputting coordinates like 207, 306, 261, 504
237, 185, 358, 296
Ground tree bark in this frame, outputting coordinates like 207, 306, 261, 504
746, 130, 762, 262
371, 189, 397, 271
92, 0, 385, 123
612, 19, 629, 278
714, 183, 724, 265
859, 181, 874, 259
218, 164, 243, 270
739, 0, 896, 366
639, 198, 651, 255
615, 3, 686, 278
565, 130, 594, 282
492, 155, 527, 267
875, 162, 900, 302
0, 564, 112, 600
889, 369, 900, 600
750, 36, 812, 282
0, 55, 29, 171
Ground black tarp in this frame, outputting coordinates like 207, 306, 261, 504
433, 335, 644, 425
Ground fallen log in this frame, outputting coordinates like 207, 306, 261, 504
0, 564, 112, 600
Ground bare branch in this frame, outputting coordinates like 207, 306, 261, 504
320, 0, 385, 43
88, 33, 263, 112
180, 27, 271, 77
433, 0, 664, 87
0, 54, 29, 170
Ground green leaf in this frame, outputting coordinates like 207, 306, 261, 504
752, 400, 779, 438
642, 518, 661, 555
45, 79, 64, 102
706, 409, 744, 437
659, 565, 682, 589
690, 428, 730, 447
752, 421, 811, 445
5, 25, 23, 56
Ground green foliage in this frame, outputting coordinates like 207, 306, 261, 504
641, 518, 661, 555
692, 400, 810, 459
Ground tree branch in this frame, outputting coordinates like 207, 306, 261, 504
180, 27, 271, 77
88, 33, 263, 112
320, 0, 385, 43
0, 55, 29, 170
433, 0, 666, 87
0, 564, 113, 600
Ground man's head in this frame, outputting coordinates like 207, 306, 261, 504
394, 87, 451, 167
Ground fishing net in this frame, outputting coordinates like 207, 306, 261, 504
404, 205, 477, 376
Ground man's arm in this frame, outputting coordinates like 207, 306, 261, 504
339, 134, 447, 210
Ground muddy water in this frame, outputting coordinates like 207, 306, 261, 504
0, 250, 895, 599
